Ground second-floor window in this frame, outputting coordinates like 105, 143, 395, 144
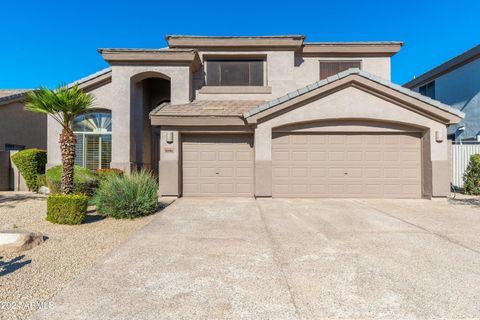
205, 59, 264, 86
419, 81, 435, 99
320, 61, 361, 80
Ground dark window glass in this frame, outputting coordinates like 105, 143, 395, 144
419, 81, 435, 99
320, 61, 361, 80
206, 60, 264, 86
5, 144, 25, 151
249, 61, 264, 86
206, 61, 221, 86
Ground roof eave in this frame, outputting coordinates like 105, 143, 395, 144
0, 92, 28, 105
165, 35, 305, 50
99, 49, 201, 72
301, 42, 403, 57
404, 44, 480, 88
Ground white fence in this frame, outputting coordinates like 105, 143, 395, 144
451, 144, 480, 188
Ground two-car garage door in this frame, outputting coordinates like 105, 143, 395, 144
272, 133, 422, 198
181, 133, 422, 198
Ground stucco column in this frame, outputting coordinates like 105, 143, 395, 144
429, 127, 450, 197
46, 117, 62, 169
158, 129, 179, 196
254, 125, 272, 197
170, 66, 191, 105
110, 67, 135, 172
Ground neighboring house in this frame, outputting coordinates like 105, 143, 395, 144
0, 90, 47, 151
0, 90, 47, 190
10, 35, 465, 199
404, 45, 480, 142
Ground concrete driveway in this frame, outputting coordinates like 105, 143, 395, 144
33, 198, 480, 319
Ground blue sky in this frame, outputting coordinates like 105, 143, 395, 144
1, 0, 478, 88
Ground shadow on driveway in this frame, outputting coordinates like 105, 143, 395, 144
449, 197, 480, 207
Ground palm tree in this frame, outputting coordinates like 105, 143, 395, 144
25, 84, 94, 194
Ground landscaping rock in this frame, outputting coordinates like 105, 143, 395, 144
38, 186, 50, 195
0, 230, 44, 253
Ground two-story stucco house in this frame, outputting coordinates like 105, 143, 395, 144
10, 35, 463, 199
404, 45, 479, 142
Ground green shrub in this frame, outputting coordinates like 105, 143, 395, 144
46, 194, 88, 225
10, 149, 47, 191
96, 168, 123, 181
46, 165, 98, 196
464, 154, 480, 195
95, 170, 158, 219
37, 174, 47, 187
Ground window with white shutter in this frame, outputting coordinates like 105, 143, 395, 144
73, 111, 112, 170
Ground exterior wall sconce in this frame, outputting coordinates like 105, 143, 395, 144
435, 130, 444, 143
166, 132, 174, 144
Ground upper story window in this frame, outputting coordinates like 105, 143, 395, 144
205, 59, 264, 86
320, 61, 361, 80
419, 81, 435, 99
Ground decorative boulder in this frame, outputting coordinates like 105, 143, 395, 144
0, 230, 44, 253
38, 186, 50, 195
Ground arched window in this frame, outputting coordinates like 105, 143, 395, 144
73, 111, 112, 170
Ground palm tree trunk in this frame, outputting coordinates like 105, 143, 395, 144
60, 127, 76, 194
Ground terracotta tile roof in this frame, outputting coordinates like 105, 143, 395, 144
151, 100, 265, 117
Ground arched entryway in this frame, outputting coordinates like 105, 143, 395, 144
130, 72, 171, 176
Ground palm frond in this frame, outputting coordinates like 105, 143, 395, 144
25, 84, 95, 128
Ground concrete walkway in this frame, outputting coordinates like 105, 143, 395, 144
32, 197, 480, 319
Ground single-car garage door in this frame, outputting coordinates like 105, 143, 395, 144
272, 133, 422, 198
182, 134, 254, 197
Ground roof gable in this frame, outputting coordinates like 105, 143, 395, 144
243, 69, 464, 125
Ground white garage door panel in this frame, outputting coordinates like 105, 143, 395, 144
272, 133, 422, 198
182, 135, 254, 197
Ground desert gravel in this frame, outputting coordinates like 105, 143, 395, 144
0, 192, 160, 320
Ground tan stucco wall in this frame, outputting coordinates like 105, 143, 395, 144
0, 101, 46, 151
253, 86, 449, 198
194, 51, 391, 101
109, 65, 191, 171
